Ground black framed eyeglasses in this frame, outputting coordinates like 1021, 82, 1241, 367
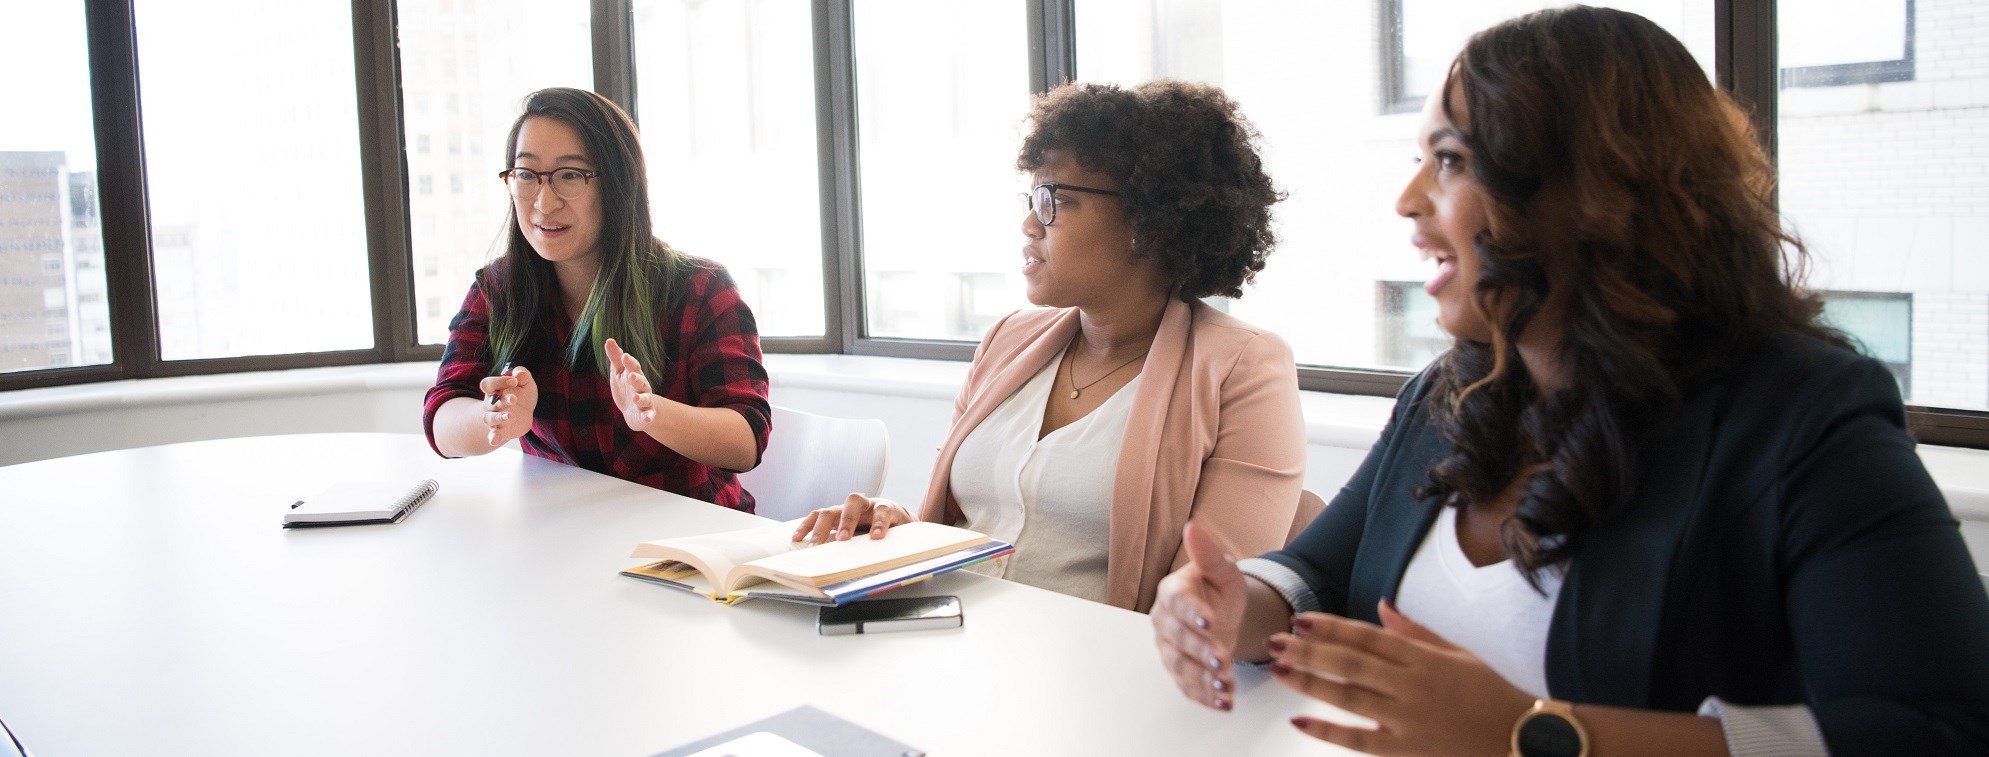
1019, 182, 1120, 226
498, 166, 601, 200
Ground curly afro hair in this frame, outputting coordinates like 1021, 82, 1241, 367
1016, 79, 1282, 300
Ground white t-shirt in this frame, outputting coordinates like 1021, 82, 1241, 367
948, 355, 1140, 604
1393, 505, 1564, 699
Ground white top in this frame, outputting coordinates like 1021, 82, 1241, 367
1393, 505, 1563, 699
949, 355, 1141, 604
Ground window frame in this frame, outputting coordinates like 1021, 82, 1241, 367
1779, 0, 1915, 88
8, 0, 1986, 449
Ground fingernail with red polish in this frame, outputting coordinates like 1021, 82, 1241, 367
1212, 677, 1230, 692
1193, 614, 1209, 630
1205, 653, 1222, 670
1216, 698, 1232, 711
1270, 662, 1293, 677
1266, 637, 1287, 654
1293, 616, 1315, 632
1289, 716, 1308, 730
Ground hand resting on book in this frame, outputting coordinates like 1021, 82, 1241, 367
792, 493, 915, 544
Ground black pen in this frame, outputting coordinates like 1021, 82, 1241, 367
486, 361, 515, 407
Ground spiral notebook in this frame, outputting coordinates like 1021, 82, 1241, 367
282, 479, 439, 528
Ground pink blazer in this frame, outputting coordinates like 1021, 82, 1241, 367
918, 299, 1306, 611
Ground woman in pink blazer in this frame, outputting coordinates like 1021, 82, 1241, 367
795, 80, 1305, 612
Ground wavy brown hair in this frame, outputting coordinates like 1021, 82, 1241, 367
1418, 6, 1847, 581
1016, 79, 1282, 300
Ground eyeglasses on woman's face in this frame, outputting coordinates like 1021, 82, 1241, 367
1019, 182, 1120, 226
498, 166, 601, 201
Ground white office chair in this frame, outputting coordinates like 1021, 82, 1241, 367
739, 405, 890, 523
1286, 488, 1326, 546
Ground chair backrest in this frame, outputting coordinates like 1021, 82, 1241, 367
738, 405, 890, 523
1287, 488, 1326, 546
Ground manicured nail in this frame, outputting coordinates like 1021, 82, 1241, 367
1205, 653, 1222, 670
1266, 637, 1287, 654
1193, 614, 1210, 630
1215, 697, 1231, 711
1293, 616, 1315, 632
1270, 662, 1293, 677
1212, 677, 1230, 692
1289, 716, 1308, 730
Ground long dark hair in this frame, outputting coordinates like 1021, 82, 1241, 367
485, 87, 678, 384
1419, 6, 1847, 581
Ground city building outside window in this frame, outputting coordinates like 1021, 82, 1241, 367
400, 0, 591, 346
1781, 0, 1984, 411
0, 4, 111, 374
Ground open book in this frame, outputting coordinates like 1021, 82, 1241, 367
621, 521, 1013, 606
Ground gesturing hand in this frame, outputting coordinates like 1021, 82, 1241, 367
1151, 521, 1248, 711
791, 493, 915, 544
477, 365, 537, 447
604, 338, 658, 433
1268, 600, 1534, 755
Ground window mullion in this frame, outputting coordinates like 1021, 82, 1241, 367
1716, 0, 1778, 161
352, 0, 418, 361
815, 0, 862, 352
593, 0, 637, 117
85, 0, 160, 381
1028, 0, 1076, 93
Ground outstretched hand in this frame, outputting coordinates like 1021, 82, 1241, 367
1151, 521, 1249, 711
604, 338, 658, 432
477, 365, 537, 447
1268, 600, 1533, 755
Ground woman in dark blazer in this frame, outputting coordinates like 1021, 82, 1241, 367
1150, 7, 1989, 756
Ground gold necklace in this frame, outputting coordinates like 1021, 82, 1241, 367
1062, 339, 1148, 400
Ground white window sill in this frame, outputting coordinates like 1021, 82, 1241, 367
0, 362, 439, 422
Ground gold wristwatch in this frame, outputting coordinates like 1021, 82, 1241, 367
1510, 699, 1589, 757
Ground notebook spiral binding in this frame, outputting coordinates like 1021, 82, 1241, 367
397, 479, 440, 521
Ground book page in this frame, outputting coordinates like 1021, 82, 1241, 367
630, 522, 805, 587
734, 522, 989, 589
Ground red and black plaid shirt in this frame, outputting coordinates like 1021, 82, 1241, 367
423, 256, 772, 511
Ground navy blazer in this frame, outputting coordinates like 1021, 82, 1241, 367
1266, 336, 1989, 753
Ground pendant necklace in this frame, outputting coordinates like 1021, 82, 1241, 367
1062, 337, 1148, 400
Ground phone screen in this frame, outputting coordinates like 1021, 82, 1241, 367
818, 595, 962, 635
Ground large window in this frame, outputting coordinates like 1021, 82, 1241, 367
0, 4, 112, 374
853, 0, 1031, 341
135, 0, 375, 360
635, 0, 825, 337
1384, 1, 1715, 113
9, 0, 1987, 446
1075, 1, 1711, 374
1780, 0, 1983, 411
401, 0, 592, 346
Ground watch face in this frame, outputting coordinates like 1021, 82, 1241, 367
1517, 712, 1583, 757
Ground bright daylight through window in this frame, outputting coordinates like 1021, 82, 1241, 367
136, 0, 376, 360
403, 0, 592, 346
0, 4, 110, 374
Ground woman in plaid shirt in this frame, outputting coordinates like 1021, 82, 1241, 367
424, 88, 771, 512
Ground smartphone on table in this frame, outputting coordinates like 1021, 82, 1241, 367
817, 595, 962, 635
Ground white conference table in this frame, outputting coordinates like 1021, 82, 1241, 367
0, 433, 1357, 756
